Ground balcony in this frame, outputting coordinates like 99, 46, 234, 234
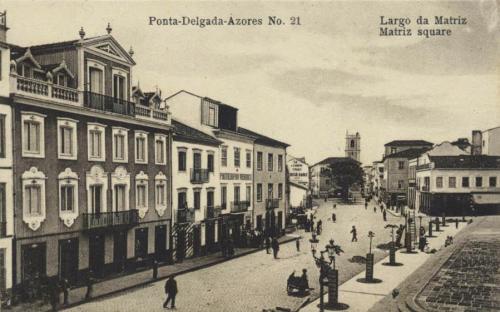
231, 201, 250, 213
416, 163, 432, 171
190, 168, 210, 184
136, 104, 170, 122
206, 206, 222, 219
177, 207, 195, 224
82, 210, 139, 230
12, 74, 79, 105
83, 91, 135, 117
266, 198, 280, 210
421, 185, 430, 192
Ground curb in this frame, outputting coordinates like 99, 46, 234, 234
58, 235, 298, 312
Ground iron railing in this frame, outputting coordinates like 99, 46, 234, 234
177, 207, 195, 223
82, 210, 139, 230
190, 168, 210, 184
83, 91, 135, 117
266, 198, 280, 210
231, 201, 250, 213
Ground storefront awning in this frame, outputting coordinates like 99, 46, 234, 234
472, 193, 500, 205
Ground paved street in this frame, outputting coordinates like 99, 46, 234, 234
65, 199, 404, 312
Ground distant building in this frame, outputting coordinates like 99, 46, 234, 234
415, 155, 500, 215
371, 161, 384, 197
310, 157, 359, 198
287, 156, 310, 208
384, 140, 433, 157
471, 126, 500, 156
345, 131, 360, 162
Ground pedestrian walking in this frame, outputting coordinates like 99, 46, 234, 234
383, 209, 387, 221
163, 275, 178, 309
373, 206, 377, 213
49, 281, 59, 312
317, 220, 322, 235
296, 238, 300, 252
331, 213, 336, 223
271, 237, 280, 259
365, 202, 368, 210
60, 278, 70, 305
350, 225, 358, 242
265, 236, 271, 254
152, 259, 159, 280
85, 272, 94, 301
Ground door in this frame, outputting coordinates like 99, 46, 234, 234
89, 234, 105, 277
207, 191, 214, 218
205, 221, 215, 252
59, 238, 79, 284
114, 185, 126, 212
22, 243, 46, 284
135, 228, 148, 259
193, 226, 201, 256
113, 231, 127, 273
155, 225, 167, 262
0, 249, 5, 293
277, 211, 283, 234
193, 153, 201, 169
90, 185, 102, 214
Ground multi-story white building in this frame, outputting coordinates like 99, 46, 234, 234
171, 119, 222, 259
165, 91, 256, 245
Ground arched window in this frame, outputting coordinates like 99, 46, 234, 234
155, 172, 168, 216
135, 171, 149, 219
22, 167, 46, 231
350, 140, 355, 148
58, 168, 79, 228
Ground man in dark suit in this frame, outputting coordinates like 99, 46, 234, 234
163, 275, 178, 309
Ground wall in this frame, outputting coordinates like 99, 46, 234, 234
483, 127, 500, 156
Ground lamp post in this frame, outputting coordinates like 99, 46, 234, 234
311, 239, 346, 310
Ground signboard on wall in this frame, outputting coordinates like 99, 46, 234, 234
287, 157, 309, 188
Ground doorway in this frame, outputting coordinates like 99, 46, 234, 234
22, 243, 46, 284
155, 225, 167, 262
89, 234, 105, 277
113, 231, 127, 273
58, 238, 79, 284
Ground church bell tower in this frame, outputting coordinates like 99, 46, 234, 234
345, 131, 360, 162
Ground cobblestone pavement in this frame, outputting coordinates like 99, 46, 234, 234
65, 199, 404, 312
416, 238, 500, 312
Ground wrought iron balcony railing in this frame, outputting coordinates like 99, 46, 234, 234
83, 91, 135, 117
190, 168, 210, 184
206, 205, 222, 219
231, 201, 250, 213
82, 210, 139, 230
266, 198, 280, 210
177, 207, 195, 224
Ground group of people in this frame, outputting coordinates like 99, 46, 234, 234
265, 236, 281, 259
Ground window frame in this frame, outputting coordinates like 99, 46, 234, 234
193, 189, 201, 210
278, 155, 283, 172
134, 130, 149, 164
112, 127, 129, 163
234, 147, 241, 167
221, 185, 227, 209
178, 149, 187, 171
436, 177, 443, 189
22, 167, 47, 231
257, 152, 263, 171
278, 183, 283, 200
475, 176, 483, 188
256, 184, 262, 202
21, 112, 46, 158
489, 176, 497, 187
0, 114, 5, 158
154, 134, 167, 165
57, 118, 78, 160
87, 123, 106, 162
207, 152, 214, 173
58, 168, 79, 227
246, 150, 251, 168
154, 172, 168, 216
462, 177, 470, 188
267, 153, 274, 172
448, 177, 456, 188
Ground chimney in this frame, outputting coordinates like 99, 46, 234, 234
471, 130, 482, 155
0, 11, 8, 43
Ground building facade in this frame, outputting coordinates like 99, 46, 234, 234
238, 127, 289, 237
345, 131, 360, 162
7, 25, 173, 297
310, 157, 359, 198
384, 140, 433, 157
415, 155, 500, 215
287, 155, 310, 208
171, 119, 222, 260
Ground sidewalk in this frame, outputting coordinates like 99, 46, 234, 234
6, 234, 298, 312
300, 219, 469, 312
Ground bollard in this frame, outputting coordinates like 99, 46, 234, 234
442, 213, 446, 226
435, 218, 440, 232
428, 221, 433, 237
365, 253, 374, 281
326, 269, 339, 308
389, 244, 396, 264
405, 232, 412, 252
455, 219, 459, 229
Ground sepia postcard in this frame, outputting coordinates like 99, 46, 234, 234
0, 0, 498, 311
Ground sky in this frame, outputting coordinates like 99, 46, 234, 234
3, 0, 499, 165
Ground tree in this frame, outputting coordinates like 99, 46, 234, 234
327, 160, 364, 201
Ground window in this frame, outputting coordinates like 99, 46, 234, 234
449, 177, 456, 188
246, 185, 251, 203
57, 118, 78, 160
475, 177, 483, 187
436, 177, 443, 188
194, 190, 201, 209
350, 140, 355, 148
193, 152, 201, 169
154, 172, 168, 216
155, 135, 167, 164
135, 131, 148, 163
114, 185, 126, 211
22, 112, 46, 158
26, 185, 41, 215
246, 151, 251, 168
278, 155, 283, 172
390, 147, 397, 154
18, 64, 32, 78
178, 150, 186, 171
268, 153, 274, 171
89, 66, 104, 94
0, 184, 5, 225
257, 184, 262, 202
208, 106, 216, 126
397, 180, 404, 189
278, 183, 283, 199
490, 177, 497, 187
55, 73, 67, 87
113, 74, 126, 100
22, 167, 47, 231
462, 177, 469, 188
257, 152, 263, 171
87, 123, 106, 161
234, 186, 240, 203
221, 186, 227, 209
137, 184, 147, 208
60, 185, 74, 212
90, 185, 103, 214
398, 161, 405, 170
207, 154, 214, 173
0, 115, 4, 158
234, 147, 240, 167
112, 127, 128, 162
268, 183, 273, 199
221, 146, 227, 167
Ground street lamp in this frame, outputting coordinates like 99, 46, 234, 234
311, 239, 347, 311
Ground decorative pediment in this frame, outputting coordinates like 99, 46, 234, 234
84, 36, 136, 65
51, 60, 75, 79
15, 48, 42, 69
